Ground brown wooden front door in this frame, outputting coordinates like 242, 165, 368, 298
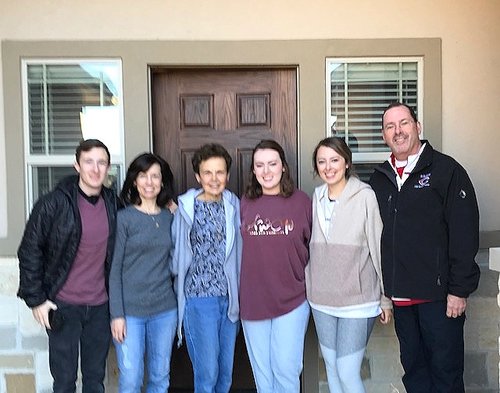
151, 67, 298, 391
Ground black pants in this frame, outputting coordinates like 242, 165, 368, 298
394, 301, 465, 393
48, 301, 111, 393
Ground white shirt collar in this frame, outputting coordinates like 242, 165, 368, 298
388, 142, 426, 190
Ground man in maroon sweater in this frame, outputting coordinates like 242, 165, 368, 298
18, 139, 118, 393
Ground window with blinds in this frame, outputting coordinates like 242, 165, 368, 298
326, 58, 423, 165
22, 59, 124, 210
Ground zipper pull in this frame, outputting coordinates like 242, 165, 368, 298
387, 194, 395, 213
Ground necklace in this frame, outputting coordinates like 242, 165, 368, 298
324, 198, 337, 221
149, 213, 160, 229
140, 205, 160, 228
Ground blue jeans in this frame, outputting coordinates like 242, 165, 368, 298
48, 301, 111, 393
242, 300, 310, 393
114, 308, 177, 393
184, 296, 239, 393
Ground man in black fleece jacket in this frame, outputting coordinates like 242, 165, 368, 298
370, 103, 480, 393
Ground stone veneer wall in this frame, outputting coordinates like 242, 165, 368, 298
489, 247, 500, 391
0, 250, 498, 392
0, 258, 50, 393
0, 258, 118, 393
318, 249, 499, 393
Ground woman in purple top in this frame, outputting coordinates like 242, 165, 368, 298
240, 139, 312, 393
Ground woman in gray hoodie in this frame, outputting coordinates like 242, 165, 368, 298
306, 137, 392, 393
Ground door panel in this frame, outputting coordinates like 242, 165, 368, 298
152, 68, 297, 197
151, 67, 298, 391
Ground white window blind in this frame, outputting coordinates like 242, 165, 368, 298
22, 60, 124, 211
326, 58, 422, 164
27, 63, 121, 154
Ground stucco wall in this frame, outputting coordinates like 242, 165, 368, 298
0, 0, 499, 239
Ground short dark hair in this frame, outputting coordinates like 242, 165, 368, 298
120, 153, 175, 207
244, 139, 294, 199
312, 137, 355, 179
381, 102, 418, 129
192, 144, 232, 174
75, 139, 111, 165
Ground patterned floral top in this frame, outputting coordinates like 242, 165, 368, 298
185, 198, 228, 297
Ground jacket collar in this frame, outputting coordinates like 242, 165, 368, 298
375, 140, 434, 181
178, 188, 237, 221
177, 188, 237, 258
411, 140, 433, 173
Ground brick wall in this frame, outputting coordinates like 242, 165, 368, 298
1, 250, 498, 392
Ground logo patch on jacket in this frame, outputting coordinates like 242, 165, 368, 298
414, 173, 431, 188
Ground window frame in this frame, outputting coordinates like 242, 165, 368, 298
325, 56, 424, 163
21, 58, 125, 213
